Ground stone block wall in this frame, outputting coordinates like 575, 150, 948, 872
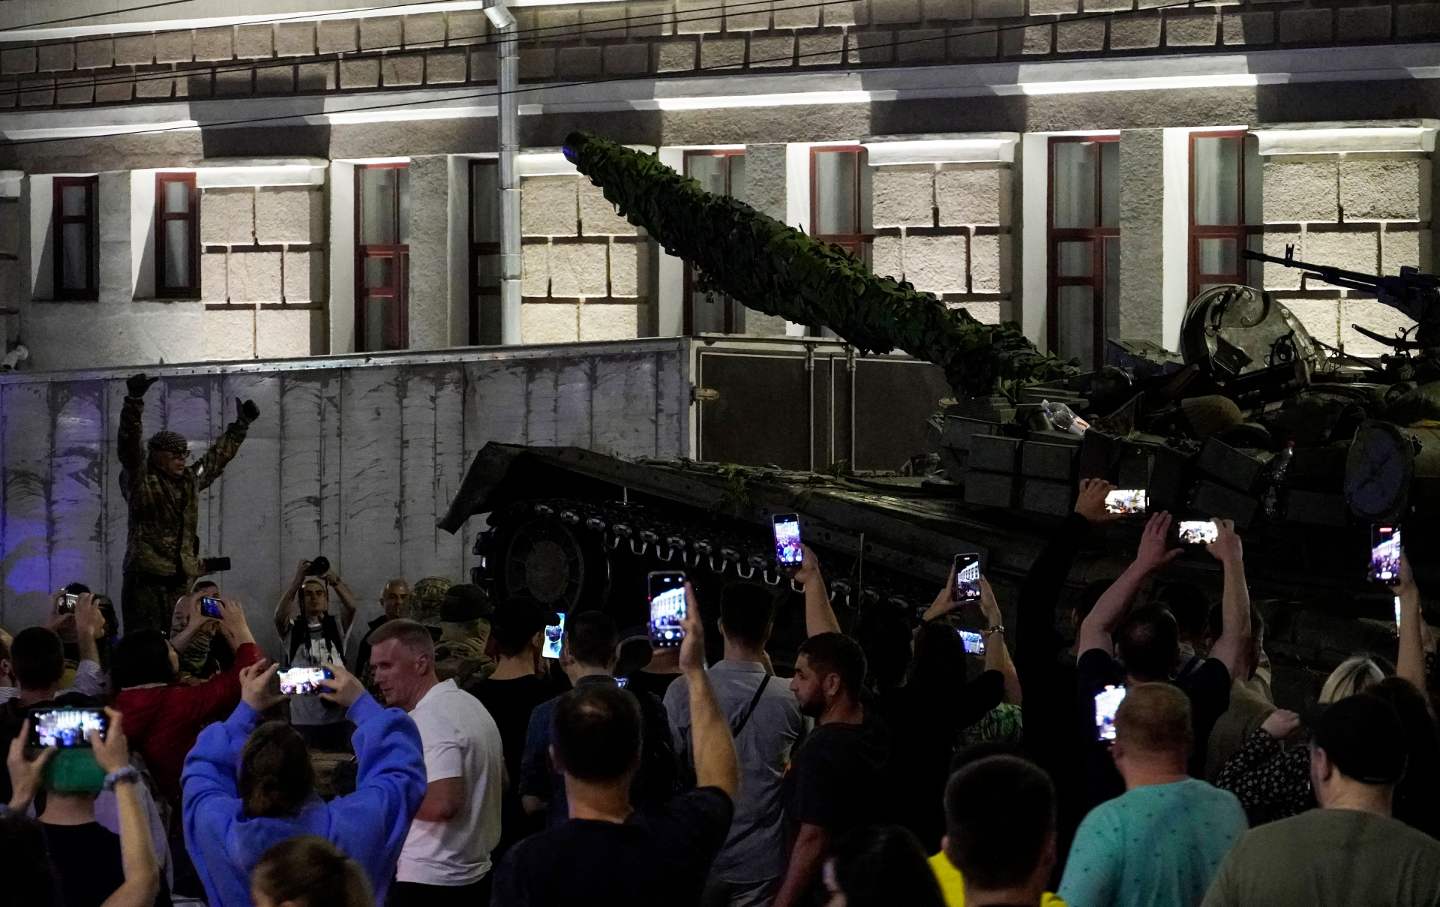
519, 175, 653, 343
870, 162, 1010, 324
1259, 153, 1431, 356
200, 184, 326, 360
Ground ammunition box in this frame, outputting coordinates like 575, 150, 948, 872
1197, 437, 1267, 492
1021, 478, 1073, 516
1021, 442, 1078, 481
969, 434, 1022, 474
964, 471, 1016, 509
1191, 481, 1259, 528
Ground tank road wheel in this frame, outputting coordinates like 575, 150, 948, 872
498, 515, 608, 613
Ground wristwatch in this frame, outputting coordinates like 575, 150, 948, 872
982, 624, 1006, 636
103, 767, 141, 791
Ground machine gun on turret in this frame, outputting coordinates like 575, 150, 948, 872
1242, 245, 1440, 349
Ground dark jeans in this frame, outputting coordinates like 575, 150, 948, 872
387, 877, 491, 907
121, 570, 191, 636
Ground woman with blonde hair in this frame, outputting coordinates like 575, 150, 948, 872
1215, 654, 1388, 825
250, 837, 373, 907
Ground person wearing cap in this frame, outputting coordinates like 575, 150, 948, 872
274, 559, 359, 751
434, 584, 497, 688
1201, 692, 1440, 907
118, 372, 259, 636
408, 577, 454, 630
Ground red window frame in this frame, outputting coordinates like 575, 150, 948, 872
1189, 130, 1260, 299
155, 172, 199, 299
469, 159, 501, 346
683, 149, 747, 334
355, 162, 409, 352
1047, 136, 1119, 370
810, 144, 872, 263
53, 175, 98, 301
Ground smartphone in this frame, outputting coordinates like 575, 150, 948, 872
773, 514, 803, 570
200, 596, 223, 619
615, 676, 630, 689
1104, 489, 1148, 516
29, 707, 108, 749
542, 612, 566, 660
1178, 520, 1218, 546
952, 553, 982, 606
58, 592, 79, 614
1370, 525, 1402, 586
1094, 685, 1127, 742
958, 629, 986, 656
278, 666, 333, 696
647, 571, 687, 648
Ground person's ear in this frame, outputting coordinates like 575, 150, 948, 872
1311, 744, 1333, 783
530, 630, 544, 651
821, 672, 841, 699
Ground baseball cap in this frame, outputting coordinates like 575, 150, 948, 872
441, 584, 492, 622
1308, 693, 1407, 785
491, 599, 553, 639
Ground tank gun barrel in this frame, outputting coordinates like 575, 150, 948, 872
562, 131, 1075, 398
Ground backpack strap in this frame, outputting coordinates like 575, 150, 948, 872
730, 673, 772, 738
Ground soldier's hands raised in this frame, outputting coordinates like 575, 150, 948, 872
126, 374, 158, 398
237, 398, 261, 424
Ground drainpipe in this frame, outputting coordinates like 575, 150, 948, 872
485, 0, 522, 345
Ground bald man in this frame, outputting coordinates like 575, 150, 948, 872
356, 578, 412, 702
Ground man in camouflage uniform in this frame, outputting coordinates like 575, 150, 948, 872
119, 373, 259, 635
433, 583, 497, 687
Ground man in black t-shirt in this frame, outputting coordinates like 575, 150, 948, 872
1075, 513, 1250, 805
493, 585, 738, 907
774, 631, 890, 907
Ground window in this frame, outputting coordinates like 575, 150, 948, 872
470, 160, 501, 346
1190, 131, 1261, 298
810, 146, 870, 263
1047, 137, 1119, 370
155, 172, 199, 298
684, 150, 747, 334
53, 176, 98, 300
355, 163, 410, 351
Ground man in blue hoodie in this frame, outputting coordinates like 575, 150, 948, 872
182, 658, 426, 907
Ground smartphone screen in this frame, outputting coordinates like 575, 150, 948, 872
58, 593, 79, 614
648, 571, 687, 648
200, 596, 223, 619
1178, 520, 1218, 545
958, 629, 986, 656
1370, 525, 1402, 586
773, 514, 803, 569
278, 667, 333, 696
615, 676, 630, 689
953, 553, 982, 606
1104, 489, 1148, 516
29, 708, 107, 749
542, 612, 566, 660
1095, 685, 1126, 742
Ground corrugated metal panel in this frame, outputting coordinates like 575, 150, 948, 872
0, 340, 691, 638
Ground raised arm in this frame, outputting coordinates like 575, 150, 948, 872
979, 578, 1021, 705
1078, 512, 1179, 658
680, 583, 738, 798
192, 398, 257, 492
1205, 520, 1252, 681
94, 709, 160, 907
1016, 480, 1109, 671
118, 374, 157, 477
176, 600, 263, 725
170, 593, 213, 654
327, 569, 359, 637
795, 546, 841, 638
1395, 552, 1425, 690
274, 560, 309, 639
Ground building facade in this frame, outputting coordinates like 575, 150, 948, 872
0, 0, 1435, 371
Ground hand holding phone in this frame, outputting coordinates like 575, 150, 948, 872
1178, 520, 1219, 546
279, 666, 334, 696
1370, 525, 1402, 587
1104, 489, 1148, 516
542, 612, 567, 660
647, 571, 687, 648
958, 629, 986, 656
1094, 685, 1126, 742
952, 554, 982, 607
57, 592, 79, 615
200, 596, 223, 619
773, 514, 803, 570
28, 707, 108, 749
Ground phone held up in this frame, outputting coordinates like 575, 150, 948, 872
957, 629, 986, 656
1370, 524, 1402, 587
1177, 520, 1219, 546
200, 596, 224, 619
57, 592, 80, 614
773, 514, 803, 570
952, 553, 982, 606
28, 707, 108, 749
278, 667, 333, 696
1094, 685, 1126, 743
1104, 489, 1148, 516
542, 612, 567, 660
648, 571, 687, 648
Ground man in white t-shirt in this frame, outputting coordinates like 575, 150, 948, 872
369, 617, 505, 905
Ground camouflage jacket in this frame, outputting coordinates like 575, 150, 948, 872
119, 394, 249, 578
435, 620, 497, 687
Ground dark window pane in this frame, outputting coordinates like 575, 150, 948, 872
163, 179, 190, 214
690, 286, 727, 333
1193, 137, 1240, 226
814, 151, 859, 235
364, 255, 394, 289
1104, 237, 1121, 339
1198, 237, 1238, 276
365, 296, 404, 351
687, 155, 727, 194
1056, 241, 1093, 277
1055, 285, 1095, 365
730, 156, 747, 199
472, 164, 499, 243
61, 223, 88, 289
1100, 141, 1120, 228
164, 220, 191, 287
1243, 136, 1262, 224
475, 253, 500, 289
361, 168, 398, 245
1052, 142, 1097, 229
62, 185, 89, 217
399, 167, 411, 245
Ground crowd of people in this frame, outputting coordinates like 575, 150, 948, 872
1, 474, 1439, 907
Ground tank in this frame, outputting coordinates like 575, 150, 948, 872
440, 132, 1438, 688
